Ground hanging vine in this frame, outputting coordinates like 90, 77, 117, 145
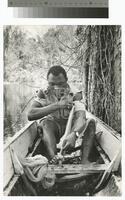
76, 25, 121, 132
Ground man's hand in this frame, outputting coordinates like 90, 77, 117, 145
57, 96, 73, 109
61, 132, 77, 155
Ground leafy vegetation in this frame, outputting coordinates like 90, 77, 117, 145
4, 25, 121, 133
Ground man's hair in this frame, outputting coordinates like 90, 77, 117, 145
47, 65, 68, 80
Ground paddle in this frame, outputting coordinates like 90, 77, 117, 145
94, 147, 121, 192
59, 105, 75, 155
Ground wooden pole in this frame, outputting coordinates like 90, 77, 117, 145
59, 105, 75, 154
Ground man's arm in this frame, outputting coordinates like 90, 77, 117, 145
27, 98, 73, 121
61, 101, 86, 153
27, 101, 59, 121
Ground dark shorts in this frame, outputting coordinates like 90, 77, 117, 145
38, 115, 67, 143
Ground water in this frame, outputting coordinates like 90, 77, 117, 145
4, 81, 81, 142
4, 83, 36, 141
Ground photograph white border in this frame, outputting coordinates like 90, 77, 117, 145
0, 0, 124, 199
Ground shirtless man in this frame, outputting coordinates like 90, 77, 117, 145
28, 66, 96, 164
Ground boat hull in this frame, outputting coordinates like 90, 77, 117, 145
4, 111, 121, 196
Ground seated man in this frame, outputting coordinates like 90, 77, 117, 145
28, 66, 96, 164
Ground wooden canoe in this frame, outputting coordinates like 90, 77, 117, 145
4, 111, 121, 196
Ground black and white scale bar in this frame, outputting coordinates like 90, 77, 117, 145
8, 0, 108, 7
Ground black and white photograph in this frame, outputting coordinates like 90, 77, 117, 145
3, 25, 121, 196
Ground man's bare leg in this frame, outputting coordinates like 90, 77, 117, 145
37, 119, 58, 160
81, 119, 96, 164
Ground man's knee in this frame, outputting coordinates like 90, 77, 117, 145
40, 119, 52, 129
74, 110, 86, 119
37, 118, 57, 137
37, 119, 51, 136
87, 119, 96, 133
89, 119, 96, 127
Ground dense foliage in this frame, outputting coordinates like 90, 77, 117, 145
4, 25, 121, 133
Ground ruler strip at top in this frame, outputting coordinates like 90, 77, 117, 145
8, 0, 108, 8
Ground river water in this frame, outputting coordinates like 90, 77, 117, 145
4, 81, 81, 142
4, 83, 37, 141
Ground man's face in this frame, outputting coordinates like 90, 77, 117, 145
47, 73, 71, 100
48, 73, 67, 89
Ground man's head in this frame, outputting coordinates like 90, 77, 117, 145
47, 66, 68, 88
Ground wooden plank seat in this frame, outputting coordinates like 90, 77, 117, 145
47, 163, 108, 175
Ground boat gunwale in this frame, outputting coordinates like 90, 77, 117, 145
4, 175, 19, 195
86, 111, 121, 141
4, 121, 37, 151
